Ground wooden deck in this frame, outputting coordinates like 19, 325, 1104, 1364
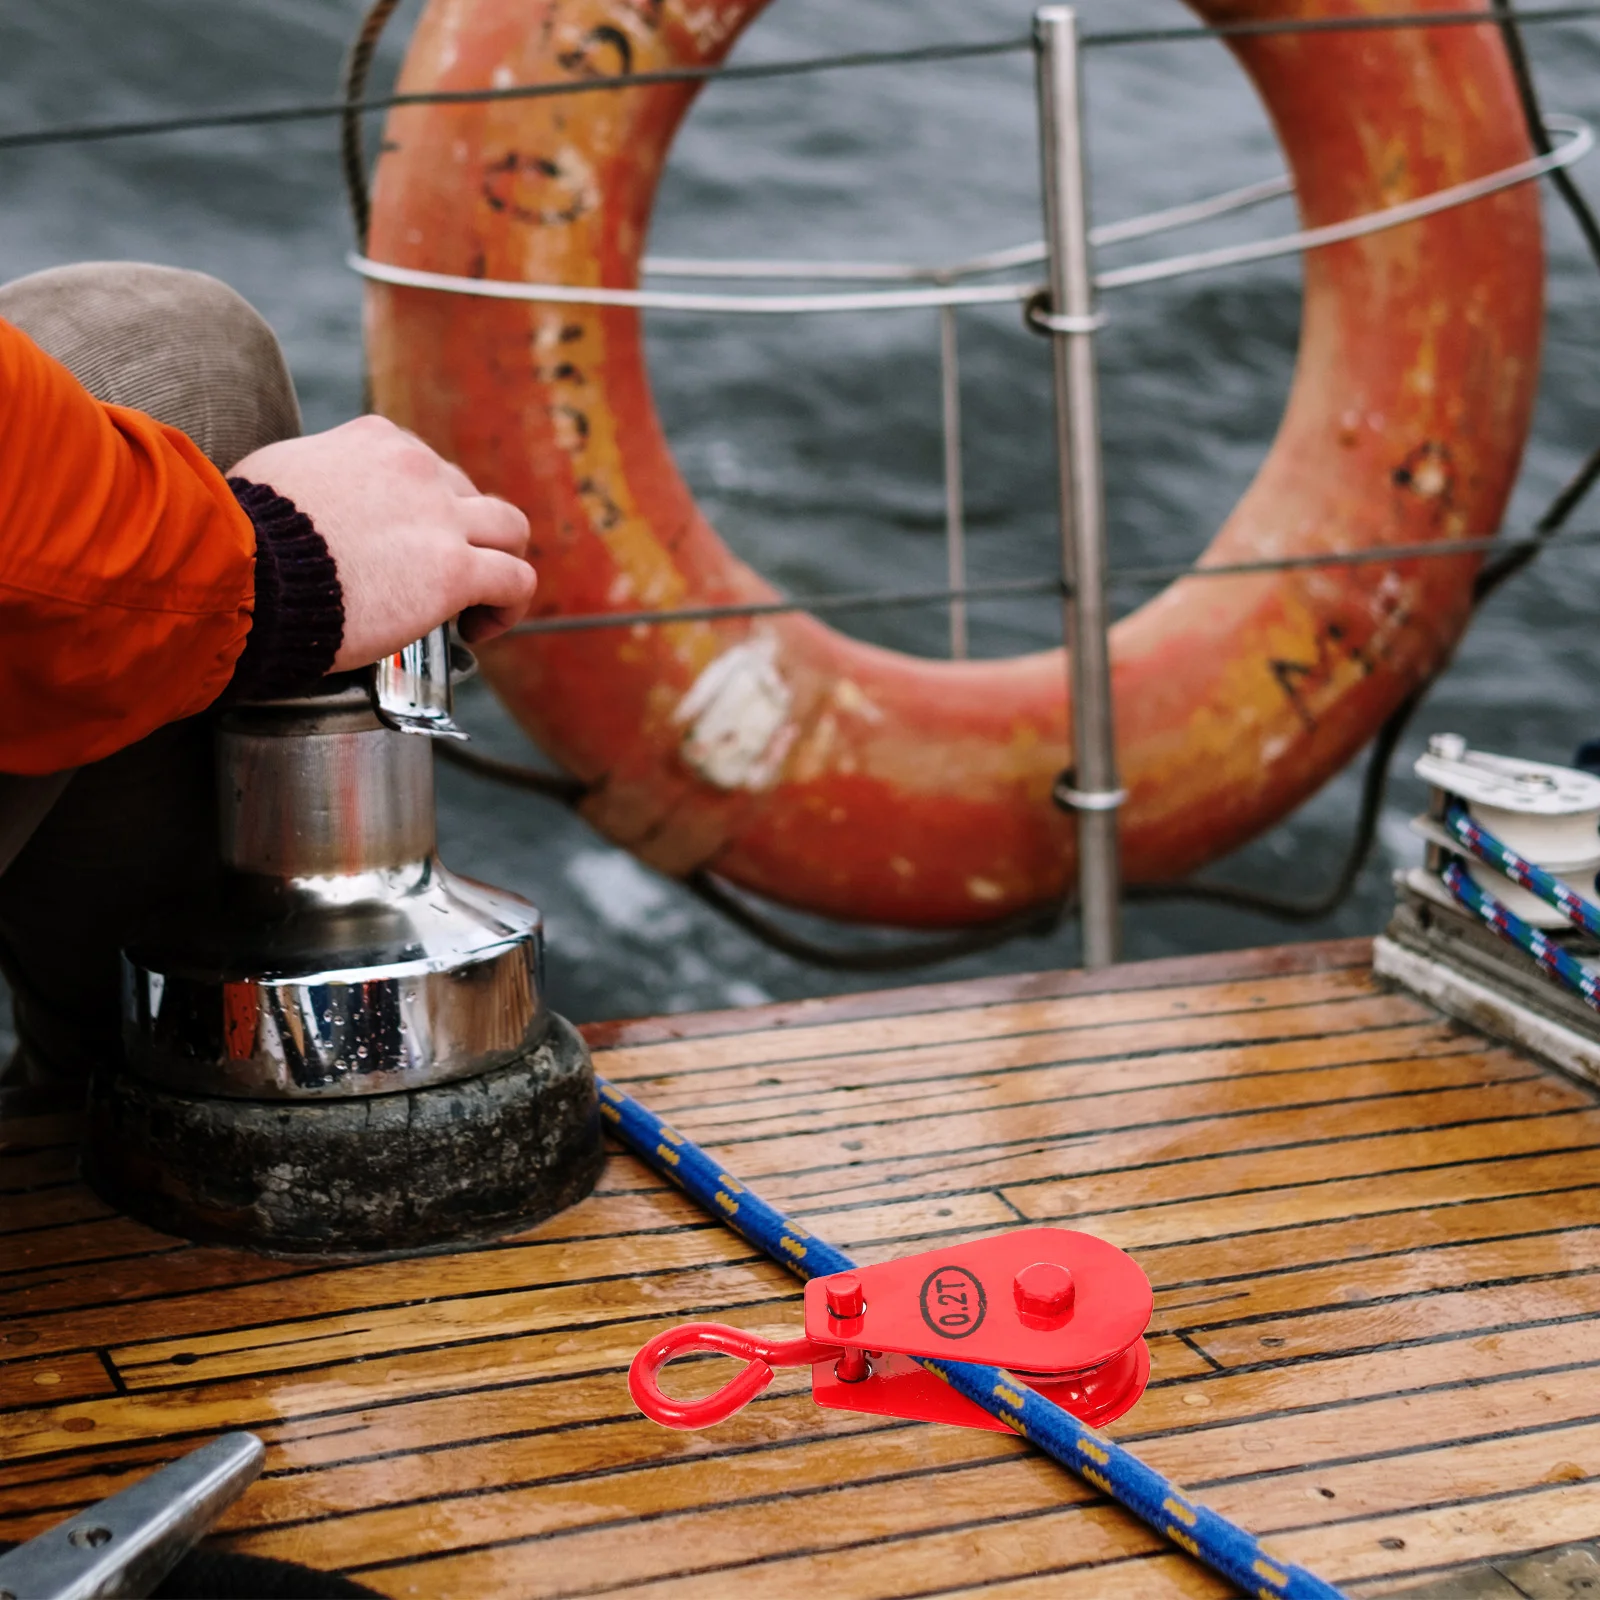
5, 937, 1600, 1596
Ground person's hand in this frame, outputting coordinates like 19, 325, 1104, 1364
231, 417, 535, 671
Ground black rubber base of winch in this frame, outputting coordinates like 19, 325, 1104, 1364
83, 1013, 603, 1256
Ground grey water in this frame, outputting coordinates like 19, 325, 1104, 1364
3, 0, 1599, 1040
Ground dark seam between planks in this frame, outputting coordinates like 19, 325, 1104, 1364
696, 1064, 1550, 1154
1016, 1148, 1600, 1230
229, 1362, 1600, 1541
637, 1024, 1483, 1121
86, 1200, 1057, 1367
595, 986, 1416, 1086
580, 940, 1373, 1050
0, 1365, 858, 1477
1186, 1402, 1600, 1492
241, 1423, 1016, 1539
1175, 1260, 1600, 1337
695, 1044, 1527, 1141
1174, 1331, 1225, 1374
0, 1213, 124, 1246
29, 1348, 1600, 1537
1116, 1350, 1600, 1449
0, 1200, 1004, 1336
112, 1324, 383, 1374
26, 1150, 1600, 1361
0, 1217, 734, 1321
734, 1104, 1593, 1198
343, 1477, 1114, 1580
259, 1405, 919, 1489
587, 951, 1377, 1054
64, 1282, 824, 1398
0, 1245, 190, 1286
0, 1448, 183, 1500
990, 1114, 1600, 1206
1141, 1192, 1600, 1293
248, 1377, 1600, 1545
35, 1328, 1600, 1491
1169, 1299, 1600, 1379
1246, 1471, 1600, 1551
619, 1091, 1572, 1203
0, 1210, 117, 1241
45, 1275, 797, 1386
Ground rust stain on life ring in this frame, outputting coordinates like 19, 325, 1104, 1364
365, 0, 1543, 928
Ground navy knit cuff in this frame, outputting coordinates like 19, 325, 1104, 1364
225, 477, 345, 701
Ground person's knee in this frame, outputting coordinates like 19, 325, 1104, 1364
0, 262, 297, 1077
0, 260, 301, 469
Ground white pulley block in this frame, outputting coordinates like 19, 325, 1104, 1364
1414, 734, 1600, 928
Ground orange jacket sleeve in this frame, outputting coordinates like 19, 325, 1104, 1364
0, 316, 257, 776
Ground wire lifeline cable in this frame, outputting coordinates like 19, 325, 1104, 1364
372, 0, 1600, 966
594, 1075, 1348, 1600
439, 3, 1600, 968
440, 517, 1600, 966
8, 5, 1600, 155
1089, 1, 1600, 47
346, 112, 1593, 311
499, 528, 1600, 638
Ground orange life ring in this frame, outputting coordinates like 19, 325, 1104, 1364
366, 0, 1543, 928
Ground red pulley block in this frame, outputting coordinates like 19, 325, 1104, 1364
629, 1228, 1153, 1433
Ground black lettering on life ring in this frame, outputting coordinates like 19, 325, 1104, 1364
482, 151, 593, 227
1269, 614, 1379, 731
559, 24, 633, 78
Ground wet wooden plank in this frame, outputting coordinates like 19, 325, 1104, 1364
597, 968, 1411, 1083
581, 938, 1373, 1051
657, 1037, 1526, 1148
625, 1009, 1468, 1124
1, 941, 1599, 1598
0, 1188, 115, 1237
0, 1217, 177, 1278
0, 1350, 116, 1410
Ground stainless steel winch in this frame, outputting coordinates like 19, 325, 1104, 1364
88, 628, 602, 1255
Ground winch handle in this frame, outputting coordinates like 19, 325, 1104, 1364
370, 623, 470, 740
628, 1323, 840, 1430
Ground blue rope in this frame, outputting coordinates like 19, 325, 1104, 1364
597, 1077, 1347, 1599
1439, 804, 1600, 1010
1443, 803, 1600, 944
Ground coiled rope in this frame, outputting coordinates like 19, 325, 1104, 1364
1435, 802, 1600, 1009
594, 1072, 1348, 1600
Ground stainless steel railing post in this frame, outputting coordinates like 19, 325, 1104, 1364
938, 302, 970, 660
1035, 4, 1124, 968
